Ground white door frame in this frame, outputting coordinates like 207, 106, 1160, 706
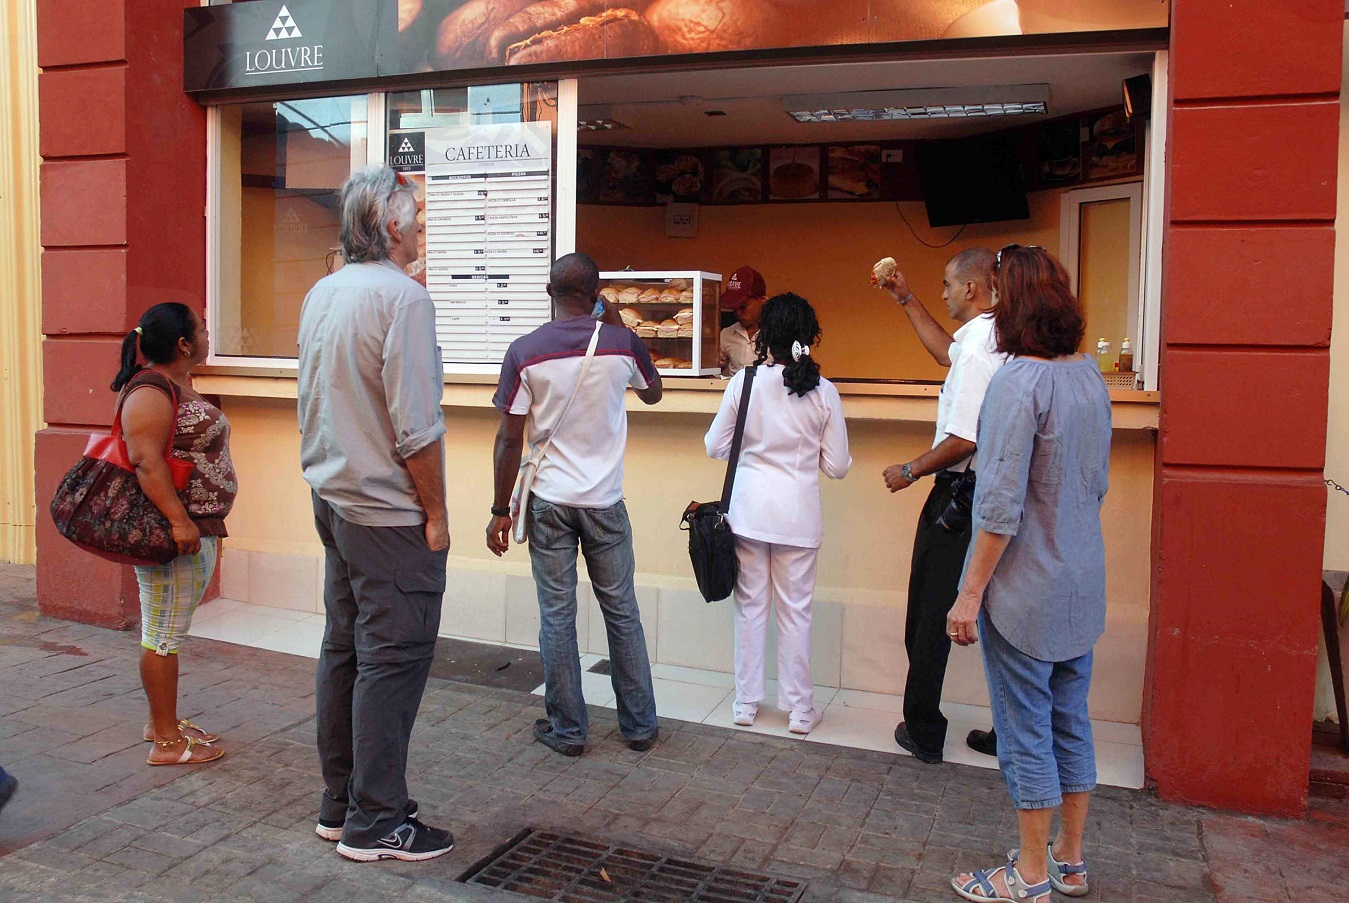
1060, 181, 1145, 371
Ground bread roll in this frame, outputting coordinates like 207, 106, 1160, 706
673, 306, 695, 323
645, 0, 785, 54
503, 8, 659, 65
434, 0, 536, 67
871, 256, 897, 287
638, 288, 662, 302
618, 306, 643, 328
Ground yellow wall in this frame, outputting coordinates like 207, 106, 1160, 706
577, 194, 1064, 382
1076, 197, 1133, 354
1326, 22, 1349, 571
0, 0, 42, 564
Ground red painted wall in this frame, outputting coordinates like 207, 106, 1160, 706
35, 0, 208, 628
1147, 0, 1343, 815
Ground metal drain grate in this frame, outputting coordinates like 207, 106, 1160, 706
461, 829, 806, 902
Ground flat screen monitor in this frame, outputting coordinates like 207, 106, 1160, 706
916, 134, 1031, 228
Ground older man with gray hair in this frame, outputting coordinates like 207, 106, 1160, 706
298, 165, 453, 862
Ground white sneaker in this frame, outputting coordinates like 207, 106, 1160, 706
789, 708, 822, 735
732, 701, 759, 726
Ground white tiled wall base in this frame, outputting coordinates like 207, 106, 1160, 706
216, 551, 1147, 768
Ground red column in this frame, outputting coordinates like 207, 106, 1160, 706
34, 0, 206, 628
1147, 0, 1343, 814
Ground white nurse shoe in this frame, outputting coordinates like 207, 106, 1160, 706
731, 701, 759, 726
789, 708, 822, 735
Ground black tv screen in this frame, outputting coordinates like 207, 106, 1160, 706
916, 134, 1031, 228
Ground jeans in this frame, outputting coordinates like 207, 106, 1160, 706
902, 474, 973, 754
312, 493, 445, 845
980, 608, 1096, 810
527, 496, 657, 745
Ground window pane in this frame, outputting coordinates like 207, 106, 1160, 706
216, 95, 368, 358
388, 83, 558, 366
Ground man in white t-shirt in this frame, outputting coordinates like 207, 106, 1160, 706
487, 253, 663, 758
878, 248, 1006, 765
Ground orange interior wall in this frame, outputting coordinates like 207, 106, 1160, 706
577, 195, 1064, 381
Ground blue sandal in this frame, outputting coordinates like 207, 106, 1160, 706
1008, 845, 1089, 897
951, 864, 1051, 902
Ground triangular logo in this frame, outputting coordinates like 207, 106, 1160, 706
266, 5, 302, 40
398, 138, 415, 153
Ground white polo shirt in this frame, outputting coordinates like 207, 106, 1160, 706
934, 313, 1005, 473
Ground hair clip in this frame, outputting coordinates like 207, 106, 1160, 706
134, 326, 143, 336
792, 341, 810, 362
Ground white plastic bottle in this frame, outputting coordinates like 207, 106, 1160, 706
1095, 338, 1112, 372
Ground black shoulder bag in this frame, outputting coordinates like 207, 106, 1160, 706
680, 366, 756, 603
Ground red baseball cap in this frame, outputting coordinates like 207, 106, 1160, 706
721, 266, 766, 310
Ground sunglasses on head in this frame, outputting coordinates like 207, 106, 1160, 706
994, 244, 1045, 272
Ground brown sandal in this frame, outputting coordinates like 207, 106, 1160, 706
146, 736, 225, 766
142, 719, 219, 744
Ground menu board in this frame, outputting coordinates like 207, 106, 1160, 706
423, 121, 553, 364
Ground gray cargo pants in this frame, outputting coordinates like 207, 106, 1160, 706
312, 493, 445, 846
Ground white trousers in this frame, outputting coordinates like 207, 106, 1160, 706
732, 536, 818, 714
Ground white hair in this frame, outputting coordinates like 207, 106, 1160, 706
338, 165, 417, 264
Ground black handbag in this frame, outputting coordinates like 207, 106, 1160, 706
681, 366, 756, 603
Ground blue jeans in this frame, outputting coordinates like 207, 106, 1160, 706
527, 496, 657, 745
980, 608, 1096, 810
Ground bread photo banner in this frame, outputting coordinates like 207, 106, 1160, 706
185, 0, 1169, 96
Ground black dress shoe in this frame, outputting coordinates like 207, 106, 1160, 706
533, 719, 584, 757
894, 722, 943, 764
966, 728, 998, 757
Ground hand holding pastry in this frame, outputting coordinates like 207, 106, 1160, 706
871, 256, 912, 303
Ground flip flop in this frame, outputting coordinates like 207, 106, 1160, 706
143, 719, 219, 744
146, 737, 225, 766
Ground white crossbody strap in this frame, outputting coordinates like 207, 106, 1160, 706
510, 321, 602, 544
534, 320, 601, 464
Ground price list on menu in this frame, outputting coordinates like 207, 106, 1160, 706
423, 121, 553, 363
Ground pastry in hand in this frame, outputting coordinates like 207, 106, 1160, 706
871, 256, 897, 288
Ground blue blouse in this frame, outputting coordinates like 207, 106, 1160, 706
965, 354, 1113, 662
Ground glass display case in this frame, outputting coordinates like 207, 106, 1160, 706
598, 271, 722, 377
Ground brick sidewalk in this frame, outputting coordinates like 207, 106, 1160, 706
0, 563, 1345, 902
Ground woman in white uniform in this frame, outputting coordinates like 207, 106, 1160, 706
705, 294, 852, 734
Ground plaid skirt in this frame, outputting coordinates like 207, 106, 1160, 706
134, 536, 219, 655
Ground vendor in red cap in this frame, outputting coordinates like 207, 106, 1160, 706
719, 265, 767, 376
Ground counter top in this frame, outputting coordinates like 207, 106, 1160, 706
195, 369, 1159, 430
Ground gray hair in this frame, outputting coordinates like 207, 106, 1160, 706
338, 165, 418, 264
947, 247, 997, 295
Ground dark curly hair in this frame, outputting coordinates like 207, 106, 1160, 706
754, 292, 822, 397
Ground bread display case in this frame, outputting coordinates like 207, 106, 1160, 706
599, 271, 722, 376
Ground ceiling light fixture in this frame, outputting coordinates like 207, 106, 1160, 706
577, 119, 630, 130
784, 84, 1050, 123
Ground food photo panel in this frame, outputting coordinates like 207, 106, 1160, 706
768, 146, 821, 201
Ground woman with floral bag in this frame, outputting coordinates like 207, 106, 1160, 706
110, 303, 237, 766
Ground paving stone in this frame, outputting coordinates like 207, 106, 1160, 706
0, 565, 1345, 902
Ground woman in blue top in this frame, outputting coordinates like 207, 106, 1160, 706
947, 246, 1111, 903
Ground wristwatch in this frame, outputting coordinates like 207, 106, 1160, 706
897, 293, 914, 306
901, 462, 919, 483
490, 505, 511, 518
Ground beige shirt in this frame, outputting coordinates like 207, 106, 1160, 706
719, 323, 758, 376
